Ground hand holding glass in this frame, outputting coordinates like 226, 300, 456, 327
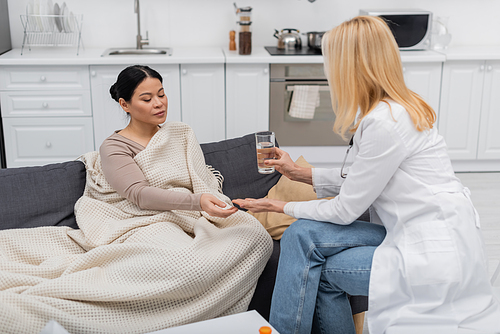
255, 131, 275, 174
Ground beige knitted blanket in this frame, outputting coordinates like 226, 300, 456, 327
0, 122, 273, 334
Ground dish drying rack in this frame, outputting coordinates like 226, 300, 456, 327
20, 14, 83, 55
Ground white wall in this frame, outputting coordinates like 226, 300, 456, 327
8, 0, 500, 50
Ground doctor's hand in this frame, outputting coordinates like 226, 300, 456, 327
264, 147, 313, 185
200, 194, 238, 218
232, 198, 287, 214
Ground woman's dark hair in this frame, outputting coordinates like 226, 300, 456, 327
109, 65, 163, 103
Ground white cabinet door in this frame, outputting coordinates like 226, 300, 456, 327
3, 117, 94, 167
402, 62, 442, 114
90, 65, 181, 149
225, 63, 269, 139
478, 60, 500, 160
438, 60, 484, 160
180, 64, 225, 143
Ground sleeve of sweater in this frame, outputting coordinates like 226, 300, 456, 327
99, 137, 203, 211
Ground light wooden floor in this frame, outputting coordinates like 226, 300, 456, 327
362, 172, 500, 333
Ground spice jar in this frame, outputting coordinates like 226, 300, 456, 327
235, 5, 252, 55
238, 21, 252, 55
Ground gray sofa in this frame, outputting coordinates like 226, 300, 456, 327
0, 133, 368, 322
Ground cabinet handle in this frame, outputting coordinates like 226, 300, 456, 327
42, 102, 49, 108
487, 65, 493, 71
91, 71, 96, 77
403, 67, 406, 72
40, 75, 47, 82
182, 69, 187, 75
46, 142, 52, 148
480, 65, 485, 71
263, 68, 269, 74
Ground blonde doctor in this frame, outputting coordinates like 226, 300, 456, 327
234, 16, 500, 334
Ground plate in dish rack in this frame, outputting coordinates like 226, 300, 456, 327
67, 12, 76, 33
53, 2, 62, 32
34, 0, 44, 31
26, 0, 35, 30
60, 2, 67, 32
39, 0, 50, 32
45, 0, 55, 32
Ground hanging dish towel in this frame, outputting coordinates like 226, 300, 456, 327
289, 85, 320, 119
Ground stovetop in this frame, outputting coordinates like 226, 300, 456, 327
265, 46, 322, 56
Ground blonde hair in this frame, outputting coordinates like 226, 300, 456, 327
321, 16, 436, 139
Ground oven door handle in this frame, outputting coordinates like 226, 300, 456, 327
286, 86, 330, 92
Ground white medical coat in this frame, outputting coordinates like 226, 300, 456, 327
288, 101, 500, 333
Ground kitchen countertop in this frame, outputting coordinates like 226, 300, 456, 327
0, 47, 226, 65
436, 46, 500, 60
0, 46, 451, 65
3, 45, 500, 65
224, 47, 446, 63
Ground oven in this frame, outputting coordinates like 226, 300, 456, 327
269, 63, 348, 146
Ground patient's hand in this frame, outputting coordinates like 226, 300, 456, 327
232, 198, 286, 214
201, 194, 238, 218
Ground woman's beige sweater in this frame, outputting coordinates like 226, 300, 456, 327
99, 132, 202, 211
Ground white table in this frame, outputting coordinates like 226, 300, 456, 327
39, 311, 279, 334
150, 310, 279, 334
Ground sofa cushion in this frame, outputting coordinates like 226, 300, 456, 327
201, 133, 282, 201
0, 161, 86, 230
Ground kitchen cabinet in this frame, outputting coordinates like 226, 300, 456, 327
402, 62, 443, 114
2, 117, 94, 167
439, 60, 500, 161
0, 65, 94, 167
90, 64, 181, 149
225, 63, 270, 139
0, 62, 224, 168
0, 46, 497, 170
180, 63, 225, 143
477, 60, 500, 159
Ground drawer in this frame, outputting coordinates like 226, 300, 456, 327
1, 91, 92, 117
0, 65, 90, 90
3, 117, 95, 167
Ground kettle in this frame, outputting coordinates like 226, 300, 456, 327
274, 28, 302, 50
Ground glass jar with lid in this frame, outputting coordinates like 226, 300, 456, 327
235, 5, 252, 55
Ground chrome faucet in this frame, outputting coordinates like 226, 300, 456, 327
134, 0, 149, 49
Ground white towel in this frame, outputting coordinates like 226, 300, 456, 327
289, 85, 320, 119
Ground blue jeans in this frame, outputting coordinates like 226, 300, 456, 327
269, 219, 387, 334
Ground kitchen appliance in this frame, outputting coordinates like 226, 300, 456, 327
264, 46, 321, 56
269, 64, 348, 146
273, 29, 302, 50
359, 9, 432, 50
304, 31, 326, 50
0, 0, 12, 56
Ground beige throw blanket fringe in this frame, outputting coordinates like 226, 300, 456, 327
0, 122, 273, 334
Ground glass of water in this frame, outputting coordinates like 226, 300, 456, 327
255, 131, 276, 174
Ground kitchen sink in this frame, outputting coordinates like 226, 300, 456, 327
101, 48, 172, 56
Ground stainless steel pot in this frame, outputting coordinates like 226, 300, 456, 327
304, 31, 326, 49
273, 28, 302, 50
